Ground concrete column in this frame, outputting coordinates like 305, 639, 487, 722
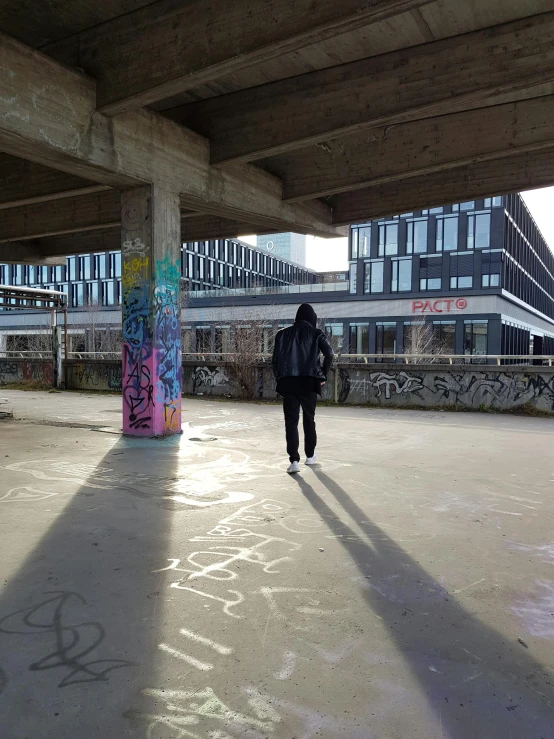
121, 185, 182, 437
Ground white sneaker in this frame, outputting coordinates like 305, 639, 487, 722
287, 461, 300, 474
305, 455, 318, 466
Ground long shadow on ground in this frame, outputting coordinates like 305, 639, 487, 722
0, 431, 179, 739
292, 469, 553, 739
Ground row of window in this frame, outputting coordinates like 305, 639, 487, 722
349, 321, 488, 356
185, 320, 489, 358
350, 256, 501, 295
352, 212, 492, 259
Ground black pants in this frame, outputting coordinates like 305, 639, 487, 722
283, 393, 317, 463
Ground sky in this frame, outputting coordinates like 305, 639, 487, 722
240, 185, 554, 273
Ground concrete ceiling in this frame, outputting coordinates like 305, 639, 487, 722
1, 0, 554, 259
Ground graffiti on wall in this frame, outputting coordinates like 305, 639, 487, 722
71, 363, 122, 391
0, 359, 52, 386
339, 367, 554, 411
192, 366, 230, 395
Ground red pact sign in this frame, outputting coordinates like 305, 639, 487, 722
412, 298, 467, 314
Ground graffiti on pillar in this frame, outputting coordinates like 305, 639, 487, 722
153, 251, 181, 434
122, 217, 154, 434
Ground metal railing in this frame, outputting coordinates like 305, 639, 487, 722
67, 351, 121, 360
60, 351, 554, 366
336, 354, 554, 366
0, 350, 53, 359
188, 281, 349, 299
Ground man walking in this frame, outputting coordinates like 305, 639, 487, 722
272, 303, 334, 474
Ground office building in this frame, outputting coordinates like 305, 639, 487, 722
256, 233, 307, 267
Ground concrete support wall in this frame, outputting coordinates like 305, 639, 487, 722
0, 358, 53, 386
55, 360, 554, 414
121, 186, 182, 436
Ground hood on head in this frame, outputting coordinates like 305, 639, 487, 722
295, 303, 317, 328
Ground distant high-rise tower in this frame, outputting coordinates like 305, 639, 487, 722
257, 232, 307, 267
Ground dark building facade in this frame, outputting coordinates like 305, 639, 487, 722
345, 194, 554, 357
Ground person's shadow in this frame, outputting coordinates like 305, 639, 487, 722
292, 469, 554, 739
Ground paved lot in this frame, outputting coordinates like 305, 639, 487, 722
1, 391, 554, 738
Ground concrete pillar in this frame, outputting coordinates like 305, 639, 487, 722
121, 185, 182, 437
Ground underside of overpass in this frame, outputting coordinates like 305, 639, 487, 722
1, 0, 554, 435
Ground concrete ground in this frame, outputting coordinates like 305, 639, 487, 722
0, 392, 554, 739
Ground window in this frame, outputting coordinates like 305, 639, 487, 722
376, 323, 397, 359
182, 328, 193, 354
450, 276, 473, 289
363, 261, 384, 294
199, 257, 205, 279
349, 263, 357, 294
481, 250, 502, 289
391, 258, 411, 292
109, 252, 121, 278
484, 196, 503, 207
419, 255, 442, 288
407, 220, 427, 254
196, 327, 211, 353
429, 207, 443, 214
84, 257, 92, 281
420, 277, 442, 291
349, 324, 369, 354
465, 321, 488, 358
324, 323, 344, 354
102, 281, 114, 306
87, 282, 99, 305
450, 253, 473, 290
433, 322, 456, 354
378, 223, 398, 256
55, 265, 66, 282
68, 257, 77, 281
359, 227, 371, 257
436, 216, 458, 251
215, 326, 231, 353
460, 201, 475, 211
72, 283, 84, 307
468, 213, 491, 249
482, 273, 500, 288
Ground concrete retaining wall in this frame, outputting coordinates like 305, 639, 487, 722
336, 363, 554, 413
62, 359, 554, 413
0, 358, 53, 386
65, 360, 123, 392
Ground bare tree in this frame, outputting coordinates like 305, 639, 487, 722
215, 307, 287, 399
5, 332, 51, 357
404, 322, 447, 363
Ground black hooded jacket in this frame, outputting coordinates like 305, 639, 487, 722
272, 304, 334, 395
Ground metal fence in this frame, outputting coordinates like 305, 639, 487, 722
58, 351, 554, 366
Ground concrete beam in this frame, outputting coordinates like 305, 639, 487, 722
0, 32, 338, 239
168, 13, 554, 165
180, 216, 275, 242
1, 216, 278, 259
331, 148, 554, 225
0, 154, 111, 210
273, 96, 554, 201
0, 241, 65, 265
0, 190, 120, 243
44, 0, 434, 115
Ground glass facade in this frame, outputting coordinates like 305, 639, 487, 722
0, 239, 316, 311
363, 261, 383, 294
